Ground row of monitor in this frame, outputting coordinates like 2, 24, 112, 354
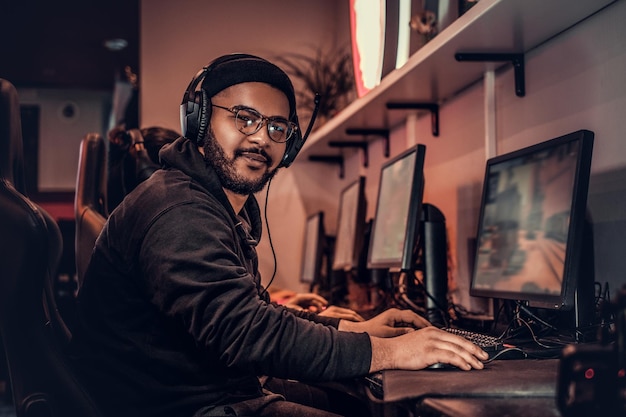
301, 129, 595, 328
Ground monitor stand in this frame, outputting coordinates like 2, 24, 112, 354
560, 218, 596, 342
418, 203, 449, 327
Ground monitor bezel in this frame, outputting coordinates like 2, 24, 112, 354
332, 176, 367, 271
366, 144, 426, 271
300, 211, 326, 284
469, 129, 594, 310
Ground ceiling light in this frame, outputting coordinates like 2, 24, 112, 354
103, 38, 129, 51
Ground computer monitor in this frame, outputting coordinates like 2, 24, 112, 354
300, 211, 327, 284
367, 144, 426, 271
332, 176, 367, 271
470, 130, 594, 317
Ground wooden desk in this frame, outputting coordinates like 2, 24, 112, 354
417, 397, 561, 417
365, 359, 560, 417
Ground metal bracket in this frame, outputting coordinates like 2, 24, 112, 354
345, 128, 390, 159
307, 155, 345, 179
386, 102, 440, 136
328, 141, 369, 167
455, 52, 525, 97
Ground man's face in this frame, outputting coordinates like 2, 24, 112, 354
203, 82, 290, 195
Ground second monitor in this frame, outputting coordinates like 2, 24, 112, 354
332, 176, 367, 272
365, 144, 449, 324
367, 144, 426, 272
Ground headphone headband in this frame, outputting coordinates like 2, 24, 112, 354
180, 54, 319, 167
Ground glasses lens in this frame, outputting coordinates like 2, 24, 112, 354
234, 107, 295, 143
267, 119, 293, 143
234, 108, 262, 135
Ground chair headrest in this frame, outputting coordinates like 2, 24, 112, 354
0, 78, 26, 194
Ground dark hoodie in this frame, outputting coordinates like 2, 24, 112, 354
69, 137, 372, 417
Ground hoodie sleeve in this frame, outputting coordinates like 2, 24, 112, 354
139, 199, 372, 381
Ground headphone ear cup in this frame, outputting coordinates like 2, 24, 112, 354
281, 93, 321, 168
280, 116, 304, 168
180, 90, 200, 142
180, 66, 210, 145
281, 136, 303, 168
180, 82, 210, 145
196, 90, 210, 145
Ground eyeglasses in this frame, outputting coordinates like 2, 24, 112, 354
212, 104, 297, 143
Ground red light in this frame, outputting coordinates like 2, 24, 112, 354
584, 368, 595, 379
618, 368, 626, 378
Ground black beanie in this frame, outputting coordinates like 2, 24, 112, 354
201, 54, 297, 118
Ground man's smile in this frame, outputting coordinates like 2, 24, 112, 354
237, 148, 271, 168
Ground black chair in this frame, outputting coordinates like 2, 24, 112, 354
74, 133, 108, 286
0, 78, 103, 416
0, 79, 26, 195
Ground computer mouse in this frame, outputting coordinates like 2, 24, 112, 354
425, 362, 457, 370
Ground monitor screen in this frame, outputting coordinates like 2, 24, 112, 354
332, 177, 367, 271
470, 130, 594, 311
367, 144, 426, 271
301, 212, 326, 284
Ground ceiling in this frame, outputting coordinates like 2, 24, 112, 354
0, 0, 139, 91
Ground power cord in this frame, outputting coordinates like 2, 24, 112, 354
261, 178, 278, 296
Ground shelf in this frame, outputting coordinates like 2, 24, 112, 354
301, 0, 616, 159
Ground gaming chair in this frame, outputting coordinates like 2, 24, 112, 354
0, 78, 104, 416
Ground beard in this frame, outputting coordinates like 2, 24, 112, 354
202, 129, 280, 195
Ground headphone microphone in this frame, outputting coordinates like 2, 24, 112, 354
280, 92, 321, 168
304, 93, 322, 140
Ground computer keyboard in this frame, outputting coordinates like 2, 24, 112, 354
441, 327, 504, 354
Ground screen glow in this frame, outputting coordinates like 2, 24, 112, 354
350, 0, 386, 97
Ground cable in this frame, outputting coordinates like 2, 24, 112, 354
483, 347, 527, 363
515, 315, 556, 349
412, 272, 450, 327
261, 177, 278, 295
518, 302, 559, 332
397, 272, 426, 315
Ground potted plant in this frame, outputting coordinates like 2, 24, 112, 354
273, 45, 355, 128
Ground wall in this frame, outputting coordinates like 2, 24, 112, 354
14, 88, 111, 221
140, 0, 351, 292
17, 88, 111, 193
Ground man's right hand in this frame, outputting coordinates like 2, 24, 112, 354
369, 326, 488, 372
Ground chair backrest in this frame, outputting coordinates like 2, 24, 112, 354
74, 133, 108, 286
0, 79, 103, 416
0, 181, 104, 417
0, 79, 26, 194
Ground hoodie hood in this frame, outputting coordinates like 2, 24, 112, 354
158, 136, 262, 244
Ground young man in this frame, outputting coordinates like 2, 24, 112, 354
69, 54, 487, 417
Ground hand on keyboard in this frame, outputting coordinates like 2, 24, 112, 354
369, 325, 490, 372
426, 328, 529, 368
440, 327, 504, 353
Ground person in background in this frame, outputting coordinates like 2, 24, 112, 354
269, 287, 365, 321
106, 125, 180, 212
69, 53, 487, 417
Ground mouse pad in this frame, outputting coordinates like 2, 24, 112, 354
379, 359, 559, 403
